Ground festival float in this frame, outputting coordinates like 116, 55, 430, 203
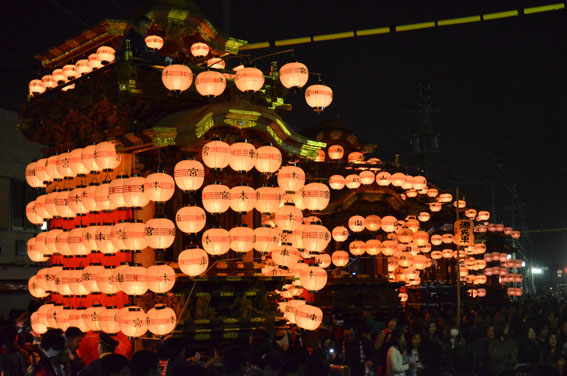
22, 1, 524, 349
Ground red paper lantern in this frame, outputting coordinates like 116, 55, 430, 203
175, 206, 206, 233
174, 160, 205, 191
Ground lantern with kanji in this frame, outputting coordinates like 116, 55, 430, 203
275, 204, 303, 231
119, 306, 147, 337
331, 250, 349, 267
345, 174, 361, 189
81, 263, 104, 293
329, 175, 345, 190
29, 275, 49, 298
302, 224, 331, 253
147, 304, 177, 336
302, 183, 330, 211
175, 206, 206, 233
365, 239, 381, 256
300, 266, 327, 291
253, 227, 280, 254
278, 166, 306, 193
255, 146, 282, 173
305, 84, 333, 111
348, 215, 365, 232
145, 218, 175, 249
119, 265, 148, 296
30, 311, 47, 334
230, 185, 256, 213
294, 304, 323, 330
124, 222, 148, 251
202, 184, 231, 214
229, 226, 255, 253
279, 62, 309, 89
162, 65, 193, 92
174, 160, 205, 191
123, 175, 149, 208
178, 248, 209, 276
255, 187, 281, 213
272, 245, 301, 268
146, 264, 175, 293
202, 228, 231, 256
349, 240, 365, 256
376, 171, 391, 186
332, 226, 348, 242
234, 67, 265, 92
97, 224, 118, 254
229, 142, 256, 172
108, 176, 127, 209
144, 173, 175, 202
98, 307, 120, 334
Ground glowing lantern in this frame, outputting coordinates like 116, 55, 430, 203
302, 183, 330, 211
255, 187, 281, 213
315, 149, 325, 162
26, 201, 43, 225
413, 176, 427, 190
190, 42, 209, 57
55, 190, 74, 219
299, 266, 327, 291
81, 264, 104, 293
81, 145, 100, 172
34, 195, 48, 220
487, 224, 496, 232
33, 232, 48, 258
279, 62, 309, 89
503, 227, 513, 235
477, 211, 491, 221
314, 253, 331, 268
302, 224, 331, 253
119, 306, 147, 337
254, 227, 280, 253
406, 218, 420, 232
255, 146, 282, 173
119, 265, 148, 296
202, 184, 230, 214
145, 35, 164, 50
437, 193, 453, 203
52, 69, 66, 84
55, 269, 72, 296
98, 307, 120, 334
202, 228, 231, 256
376, 172, 391, 186
305, 84, 333, 111
349, 240, 365, 256
442, 249, 454, 259
429, 202, 442, 212
175, 206, 206, 234
25, 162, 42, 188
146, 264, 175, 293
44, 191, 58, 218
332, 251, 349, 267
97, 46, 115, 63
348, 215, 365, 233
465, 209, 477, 219
45, 266, 63, 292
144, 173, 175, 202
431, 250, 442, 260
495, 224, 505, 232
68, 227, 89, 256
328, 145, 344, 160
272, 245, 301, 268
511, 231, 521, 239
94, 142, 118, 171
202, 140, 230, 169
418, 212, 430, 222
45, 155, 60, 181
227, 143, 256, 173
93, 182, 111, 211
30, 311, 47, 334
88, 53, 103, 69
145, 218, 175, 249
441, 233, 453, 244
162, 64, 193, 92
98, 224, 118, 254
122, 176, 149, 208
34, 158, 49, 184
207, 57, 225, 69
345, 174, 361, 189
229, 185, 256, 213
195, 70, 226, 97
390, 173, 407, 187
406, 190, 418, 198
147, 305, 176, 336
124, 222, 148, 251
275, 204, 303, 231
75, 59, 92, 75
62, 64, 78, 80
413, 231, 429, 246
234, 67, 265, 92
365, 215, 381, 232
68, 148, 88, 176
278, 166, 305, 193
68, 268, 89, 295
56, 152, 74, 178
454, 200, 466, 209
174, 160, 205, 191
178, 248, 209, 276
27, 238, 47, 263
397, 228, 413, 244
366, 239, 381, 256
67, 187, 87, 215
229, 226, 255, 253
29, 275, 49, 298
41, 75, 57, 89
329, 175, 345, 190
359, 170, 375, 185
381, 216, 398, 233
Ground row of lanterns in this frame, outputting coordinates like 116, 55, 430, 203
31, 303, 175, 337
29, 46, 115, 96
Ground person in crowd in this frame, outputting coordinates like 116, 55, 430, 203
487, 322, 517, 376
419, 322, 444, 376
130, 350, 160, 376
79, 333, 129, 376
517, 326, 541, 367
441, 324, 465, 373
375, 316, 397, 374
541, 332, 563, 373
473, 324, 494, 375
386, 329, 408, 376
336, 322, 374, 375
406, 333, 423, 376
537, 325, 549, 347
65, 327, 85, 376
1, 324, 29, 376
123, 16, 173, 65
33, 329, 68, 376
157, 338, 185, 376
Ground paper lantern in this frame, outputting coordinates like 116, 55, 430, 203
429, 202, 442, 212
406, 189, 418, 198
178, 248, 209, 276
345, 174, 361, 189
94, 142, 118, 171
46, 304, 62, 329
29, 275, 49, 298
147, 305, 176, 336
313, 253, 331, 268
174, 160, 205, 191
145, 35, 164, 50
441, 233, 454, 244
119, 265, 148, 296
55, 190, 75, 219
279, 62, 309, 89
190, 42, 209, 57
74, 59, 91, 76
363, 215, 380, 232
202, 228, 231, 256
418, 212, 430, 222
26, 201, 43, 225
29, 79, 45, 95
27, 237, 48, 263
477, 211, 491, 221
275, 204, 303, 231
348, 152, 364, 164
454, 200, 467, 209
302, 183, 330, 211
332, 250, 349, 267
55, 152, 74, 179
146, 264, 175, 293
380, 216, 398, 233
503, 227, 513, 235
511, 231, 521, 239
97, 224, 118, 254
349, 240, 365, 256
68, 148, 88, 176
375, 171, 391, 186
62, 64, 78, 80
175, 206, 206, 233
227, 143, 256, 173
328, 145, 344, 160
348, 215, 366, 232
431, 250, 442, 260
81, 145, 100, 173
390, 173, 407, 187
41, 75, 57, 89
302, 224, 331, 253
122, 176, 148, 208
144, 173, 175, 202
88, 53, 103, 69
30, 311, 47, 334
202, 184, 231, 214
34, 158, 49, 184
162, 64, 193, 92
299, 266, 327, 291
332, 226, 349, 242
229, 226, 255, 253
81, 264, 104, 293
365, 239, 381, 256
108, 176, 127, 209
359, 170, 375, 185
396, 228, 413, 244
442, 249, 454, 259
68, 227, 89, 256
253, 227, 280, 254
68, 268, 89, 295
437, 193, 453, 203
413, 231, 429, 247
207, 57, 225, 69
412, 176, 427, 190
45, 266, 63, 292
124, 222, 148, 251
255, 146, 282, 173
278, 166, 306, 193
272, 245, 301, 268
305, 84, 333, 111
45, 155, 60, 181
195, 70, 226, 97
97, 46, 115, 63
230, 185, 256, 213
255, 187, 281, 213
25, 162, 42, 188
145, 218, 175, 249
328, 175, 345, 190
402, 176, 414, 190
34, 195, 49, 221
119, 306, 147, 337
405, 218, 419, 233
201, 140, 230, 169
55, 308, 71, 331
56, 230, 71, 256
234, 67, 264, 92
55, 269, 73, 296
98, 307, 120, 334
67, 308, 88, 333
44, 191, 58, 219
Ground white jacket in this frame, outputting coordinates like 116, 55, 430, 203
386, 345, 409, 376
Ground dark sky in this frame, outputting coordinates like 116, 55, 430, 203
2, 1, 566, 266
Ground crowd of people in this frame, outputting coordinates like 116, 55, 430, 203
2, 298, 567, 375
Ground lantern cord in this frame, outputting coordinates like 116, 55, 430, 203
248, 49, 294, 64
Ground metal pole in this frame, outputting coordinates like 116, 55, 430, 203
455, 187, 461, 326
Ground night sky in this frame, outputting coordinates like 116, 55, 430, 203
2, 1, 566, 266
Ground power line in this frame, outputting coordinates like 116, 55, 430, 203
49, 0, 89, 28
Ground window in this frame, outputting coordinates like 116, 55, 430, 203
10, 179, 37, 230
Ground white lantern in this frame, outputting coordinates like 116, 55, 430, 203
123, 175, 149, 208
279, 62, 309, 89
202, 228, 231, 256
305, 84, 333, 111
230, 142, 256, 172
255, 187, 281, 213
146, 264, 175, 293
145, 35, 164, 50
302, 183, 330, 211
348, 215, 366, 232
119, 306, 147, 337
190, 42, 209, 57
329, 175, 345, 190
253, 227, 280, 254
234, 67, 265, 92
278, 166, 306, 193
275, 204, 303, 231
144, 173, 175, 202
145, 218, 175, 249
147, 304, 177, 336
174, 160, 205, 191
332, 251, 349, 267
229, 226, 255, 253
230, 185, 256, 213
124, 222, 148, 251
202, 184, 231, 214
97, 46, 115, 63
345, 174, 361, 189
162, 65, 193, 92
175, 206, 206, 233
178, 248, 209, 276
255, 146, 282, 173
299, 266, 327, 291
195, 70, 226, 97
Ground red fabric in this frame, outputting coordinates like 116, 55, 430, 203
77, 332, 133, 366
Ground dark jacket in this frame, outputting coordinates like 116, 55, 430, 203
487, 337, 517, 376
78, 354, 129, 376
